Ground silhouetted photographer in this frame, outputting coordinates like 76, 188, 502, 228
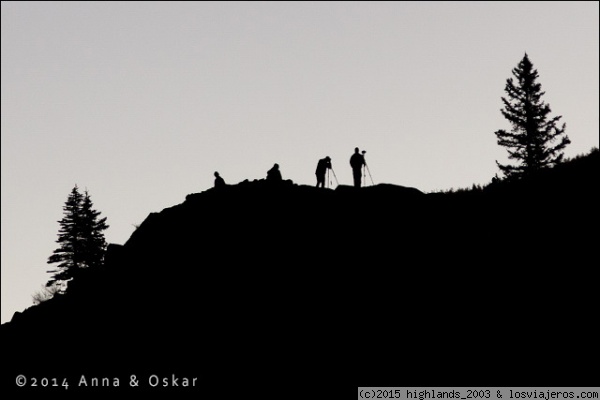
350, 147, 366, 187
315, 156, 332, 188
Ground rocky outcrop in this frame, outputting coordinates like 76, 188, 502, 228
2, 151, 598, 393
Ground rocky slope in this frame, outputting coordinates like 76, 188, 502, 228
2, 150, 598, 393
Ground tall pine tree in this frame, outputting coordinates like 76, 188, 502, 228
47, 186, 109, 289
494, 53, 570, 179
80, 190, 109, 269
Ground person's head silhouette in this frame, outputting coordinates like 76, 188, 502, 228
355, 147, 359, 154
214, 172, 220, 178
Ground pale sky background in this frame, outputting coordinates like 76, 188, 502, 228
2, 1, 598, 323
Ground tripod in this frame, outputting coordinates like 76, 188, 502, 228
326, 167, 339, 188
330, 167, 339, 187
362, 157, 374, 186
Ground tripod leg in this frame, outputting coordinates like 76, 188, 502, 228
366, 165, 374, 186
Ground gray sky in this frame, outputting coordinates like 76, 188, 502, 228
2, 1, 598, 323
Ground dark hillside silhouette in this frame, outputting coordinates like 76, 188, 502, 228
2, 149, 598, 394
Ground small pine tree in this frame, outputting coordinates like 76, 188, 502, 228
47, 186, 84, 288
47, 186, 109, 289
494, 53, 570, 179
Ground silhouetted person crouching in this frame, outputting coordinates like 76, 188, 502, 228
266, 163, 282, 182
350, 147, 365, 187
315, 156, 332, 188
214, 172, 225, 188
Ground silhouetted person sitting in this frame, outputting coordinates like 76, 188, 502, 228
315, 156, 332, 188
266, 163, 282, 182
350, 147, 365, 188
214, 171, 225, 188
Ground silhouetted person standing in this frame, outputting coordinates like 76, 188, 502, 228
266, 163, 282, 182
350, 147, 365, 188
214, 171, 225, 188
315, 156, 332, 188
